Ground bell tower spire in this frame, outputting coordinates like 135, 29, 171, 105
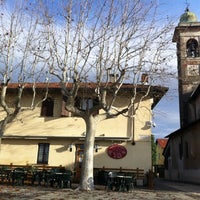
185, 0, 189, 9
173, 9, 200, 127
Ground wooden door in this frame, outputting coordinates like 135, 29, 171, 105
74, 144, 84, 182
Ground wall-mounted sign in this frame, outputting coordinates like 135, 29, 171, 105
107, 144, 127, 159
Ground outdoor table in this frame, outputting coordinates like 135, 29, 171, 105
11, 168, 27, 186
47, 169, 72, 188
126, 173, 136, 191
54, 172, 64, 188
0, 168, 12, 183
106, 171, 118, 191
54, 172, 72, 188
106, 172, 135, 192
116, 175, 135, 192
31, 169, 49, 186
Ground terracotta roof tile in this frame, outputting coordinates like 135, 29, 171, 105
2, 82, 168, 108
156, 138, 168, 149
4, 82, 168, 90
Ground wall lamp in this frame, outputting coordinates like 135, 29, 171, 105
146, 121, 156, 128
94, 144, 98, 152
68, 144, 73, 152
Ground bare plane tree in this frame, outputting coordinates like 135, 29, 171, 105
0, 2, 48, 137
39, 0, 174, 190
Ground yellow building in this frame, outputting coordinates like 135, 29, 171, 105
154, 138, 168, 178
0, 83, 167, 184
156, 139, 168, 165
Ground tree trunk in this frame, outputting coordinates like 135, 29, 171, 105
79, 115, 96, 191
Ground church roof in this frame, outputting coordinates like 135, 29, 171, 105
179, 8, 198, 24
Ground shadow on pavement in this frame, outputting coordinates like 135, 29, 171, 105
153, 178, 200, 193
154, 178, 184, 191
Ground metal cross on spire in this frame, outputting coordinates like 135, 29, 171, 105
185, 0, 190, 8
185, 0, 190, 11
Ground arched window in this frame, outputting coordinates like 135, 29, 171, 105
41, 97, 54, 117
186, 39, 199, 57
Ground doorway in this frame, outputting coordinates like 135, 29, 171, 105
74, 144, 84, 182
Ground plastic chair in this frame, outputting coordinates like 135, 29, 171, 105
124, 172, 136, 192
106, 171, 118, 191
11, 168, 27, 186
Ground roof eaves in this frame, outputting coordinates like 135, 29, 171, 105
4, 82, 168, 107
165, 119, 200, 138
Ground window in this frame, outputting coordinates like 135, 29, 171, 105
81, 98, 93, 110
186, 39, 199, 57
75, 97, 99, 115
37, 143, 50, 164
41, 97, 54, 117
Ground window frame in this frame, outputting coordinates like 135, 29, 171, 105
75, 97, 99, 115
40, 97, 54, 117
37, 143, 50, 164
186, 39, 199, 57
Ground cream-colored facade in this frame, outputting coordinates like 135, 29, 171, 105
0, 84, 166, 182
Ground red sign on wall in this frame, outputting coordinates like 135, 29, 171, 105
107, 144, 127, 159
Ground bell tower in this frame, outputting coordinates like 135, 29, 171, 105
173, 8, 200, 127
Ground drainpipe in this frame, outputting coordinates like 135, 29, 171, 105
130, 106, 135, 145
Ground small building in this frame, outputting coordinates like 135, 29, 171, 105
0, 82, 167, 184
164, 85, 200, 183
154, 138, 168, 177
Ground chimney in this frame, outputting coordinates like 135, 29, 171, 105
109, 74, 119, 83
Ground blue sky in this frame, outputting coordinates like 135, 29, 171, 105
152, 0, 200, 138
158, 0, 200, 18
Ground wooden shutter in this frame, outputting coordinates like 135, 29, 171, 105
61, 101, 70, 117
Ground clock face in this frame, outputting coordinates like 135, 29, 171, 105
187, 65, 200, 76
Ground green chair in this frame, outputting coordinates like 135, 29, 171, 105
11, 168, 27, 186
124, 173, 136, 192
106, 171, 118, 191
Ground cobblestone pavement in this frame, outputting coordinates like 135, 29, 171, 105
0, 179, 200, 200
